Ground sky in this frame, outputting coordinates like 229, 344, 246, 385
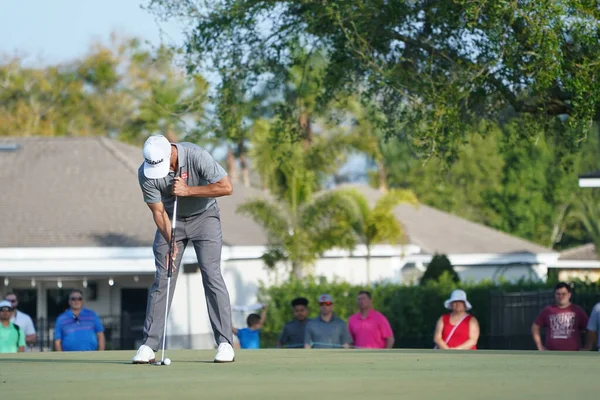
0, 0, 183, 65
0, 0, 369, 180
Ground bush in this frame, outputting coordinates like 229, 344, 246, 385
256, 276, 600, 348
420, 254, 459, 285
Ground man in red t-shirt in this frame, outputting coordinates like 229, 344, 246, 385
531, 282, 589, 351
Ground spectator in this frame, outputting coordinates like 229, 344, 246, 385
54, 289, 105, 352
433, 289, 480, 350
584, 301, 600, 351
304, 294, 352, 349
0, 300, 25, 353
532, 282, 588, 351
277, 297, 310, 349
232, 305, 267, 349
4, 293, 36, 350
348, 290, 394, 349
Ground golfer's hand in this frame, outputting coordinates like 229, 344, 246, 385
173, 177, 189, 197
165, 244, 178, 270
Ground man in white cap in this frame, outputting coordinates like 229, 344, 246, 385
433, 289, 480, 350
304, 294, 352, 349
133, 135, 235, 363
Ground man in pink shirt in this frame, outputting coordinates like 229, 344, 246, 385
348, 290, 394, 349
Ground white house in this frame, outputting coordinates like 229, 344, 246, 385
0, 137, 561, 349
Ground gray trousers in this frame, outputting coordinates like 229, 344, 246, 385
143, 204, 233, 350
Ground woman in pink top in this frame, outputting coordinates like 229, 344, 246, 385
348, 291, 395, 349
433, 289, 480, 350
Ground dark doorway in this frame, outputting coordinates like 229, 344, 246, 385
46, 288, 77, 320
120, 288, 148, 349
12, 288, 37, 318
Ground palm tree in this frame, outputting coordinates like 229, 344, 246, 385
340, 188, 418, 285
568, 194, 600, 257
237, 178, 359, 279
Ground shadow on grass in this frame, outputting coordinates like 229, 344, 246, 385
0, 358, 132, 365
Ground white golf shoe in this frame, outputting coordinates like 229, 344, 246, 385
132, 344, 156, 364
214, 342, 235, 363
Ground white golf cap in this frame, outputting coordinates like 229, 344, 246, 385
0, 300, 13, 309
143, 135, 172, 179
444, 289, 472, 310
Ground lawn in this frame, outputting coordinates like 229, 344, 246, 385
0, 349, 597, 399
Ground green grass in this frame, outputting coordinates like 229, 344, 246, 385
0, 349, 597, 399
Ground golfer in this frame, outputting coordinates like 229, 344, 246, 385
132, 135, 235, 363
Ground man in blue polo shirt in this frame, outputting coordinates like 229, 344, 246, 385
54, 289, 105, 352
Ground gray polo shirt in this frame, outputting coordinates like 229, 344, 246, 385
279, 319, 310, 348
305, 314, 352, 349
138, 142, 227, 217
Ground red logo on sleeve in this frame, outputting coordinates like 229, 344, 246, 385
181, 172, 188, 180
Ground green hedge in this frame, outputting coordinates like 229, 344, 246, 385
256, 275, 600, 348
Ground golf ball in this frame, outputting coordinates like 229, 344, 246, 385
164, 358, 171, 366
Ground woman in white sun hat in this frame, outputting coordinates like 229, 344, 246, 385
433, 289, 480, 350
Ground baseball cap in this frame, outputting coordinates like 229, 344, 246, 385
0, 300, 13, 310
318, 294, 333, 304
142, 135, 172, 179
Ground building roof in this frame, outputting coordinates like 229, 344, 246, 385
1, 137, 553, 255
0, 136, 267, 247
558, 243, 598, 261
334, 184, 554, 255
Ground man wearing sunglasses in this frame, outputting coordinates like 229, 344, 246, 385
54, 289, 105, 352
4, 293, 36, 350
304, 294, 352, 349
0, 300, 25, 353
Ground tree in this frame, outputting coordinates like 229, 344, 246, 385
237, 181, 359, 279
420, 254, 460, 285
147, 0, 600, 157
340, 188, 418, 285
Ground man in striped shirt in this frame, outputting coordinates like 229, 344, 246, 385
54, 289, 105, 352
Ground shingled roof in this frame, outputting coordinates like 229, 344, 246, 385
0, 137, 268, 247
558, 244, 598, 261
1, 137, 554, 255
334, 184, 554, 255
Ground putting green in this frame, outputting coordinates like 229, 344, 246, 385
0, 349, 596, 399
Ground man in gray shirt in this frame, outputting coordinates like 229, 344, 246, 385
278, 297, 310, 348
304, 294, 352, 349
132, 135, 235, 363
585, 301, 600, 351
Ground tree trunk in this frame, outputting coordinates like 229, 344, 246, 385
299, 112, 312, 148
376, 160, 388, 193
226, 148, 238, 182
165, 127, 178, 143
366, 249, 372, 286
291, 261, 303, 280
237, 141, 250, 187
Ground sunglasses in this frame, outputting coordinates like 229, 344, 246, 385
0, 307, 13, 312
319, 302, 333, 306
70, 297, 83, 301
6, 299, 17, 304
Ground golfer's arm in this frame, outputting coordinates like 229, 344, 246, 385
54, 339, 62, 352
433, 318, 449, 349
185, 176, 233, 198
585, 330, 597, 351
97, 332, 105, 351
531, 323, 544, 350
148, 203, 172, 242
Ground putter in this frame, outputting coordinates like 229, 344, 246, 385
156, 168, 182, 366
